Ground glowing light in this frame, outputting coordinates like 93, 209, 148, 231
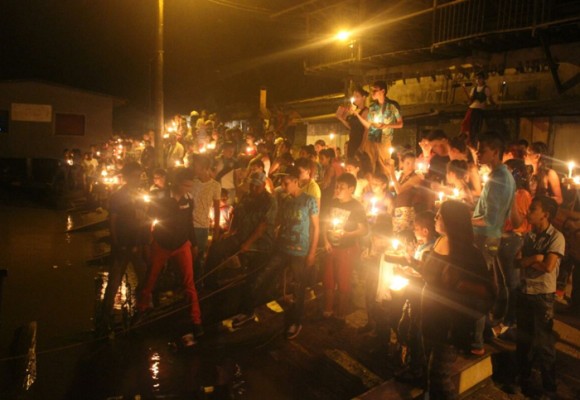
574, 176, 580, 185
175, 160, 182, 167
329, 133, 335, 140
101, 170, 108, 177
332, 218, 340, 231
350, 96, 355, 105
143, 194, 151, 203
438, 191, 444, 203
482, 174, 489, 184
370, 197, 378, 216
96, 151, 101, 156
152, 219, 159, 227
389, 147, 394, 156
246, 146, 253, 154
417, 162, 424, 173
390, 275, 410, 291
340, 162, 345, 168
207, 142, 216, 150
118, 144, 123, 150
568, 161, 575, 178
163, 133, 170, 139
392, 238, 400, 251
335, 30, 351, 41
453, 188, 460, 198
199, 146, 207, 154
373, 115, 381, 124
66, 159, 73, 166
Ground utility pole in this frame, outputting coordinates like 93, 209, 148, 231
154, 0, 165, 168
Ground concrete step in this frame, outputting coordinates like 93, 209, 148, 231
352, 352, 492, 400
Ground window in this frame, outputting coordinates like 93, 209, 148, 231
55, 113, 85, 136
0, 110, 8, 133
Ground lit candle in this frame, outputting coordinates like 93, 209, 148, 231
417, 162, 424, 173
163, 133, 169, 139
574, 176, 580, 185
329, 133, 335, 140
207, 142, 216, 150
389, 275, 410, 291
246, 146, 253, 154
392, 238, 400, 251
143, 194, 151, 203
152, 219, 159, 227
452, 188, 460, 198
96, 151, 101, 156
199, 146, 207, 154
389, 147, 394, 156
350, 96, 355, 105
175, 160, 182, 167
370, 197, 378, 215
373, 115, 381, 124
332, 217, 340, 231
101, 170, 108, 177
67, 159, 73, 166
482, 174, 489, 184
340, 162, 345, 168
568, 161, 575, 178
438, 191, 444, 203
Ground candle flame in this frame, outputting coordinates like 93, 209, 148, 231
392, 238, 400, 251
389, 275, 409, 291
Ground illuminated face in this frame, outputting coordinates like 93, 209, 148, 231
370, 177, 386, 194
401, 157, 415, 173
371, 86, 385, 100
435, 212, 446, 235
179, 179, 194, 195
527, 201, 547, 225
344, 164, 358, 175
153, 174, 166, 188
524, 149, 540, 166
281, 177, 298, 194
477, 143, 495, 166
413, 223, 428, 243
353, 91, 366, 106
298, 167, 310, 180
334, 182, 354, 201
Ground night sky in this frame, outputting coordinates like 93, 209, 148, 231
0, 0, 343, 116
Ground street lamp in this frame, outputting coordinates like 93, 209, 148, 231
335, 30, 351, 41
154, 0, 165, 168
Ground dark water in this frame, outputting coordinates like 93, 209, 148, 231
0, 204, 102, 398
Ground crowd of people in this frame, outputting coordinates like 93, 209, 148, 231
64, 79, 578, 399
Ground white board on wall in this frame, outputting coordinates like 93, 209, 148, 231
11, 103, 53, 122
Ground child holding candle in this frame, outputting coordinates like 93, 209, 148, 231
322, 173, 369, 321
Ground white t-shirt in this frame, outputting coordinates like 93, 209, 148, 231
190, 178, 221, 228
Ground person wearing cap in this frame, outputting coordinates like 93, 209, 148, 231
355, 80, 403, 174
204, 171, 277, 288
232, 166, 319, 340
97, 162, 148, 335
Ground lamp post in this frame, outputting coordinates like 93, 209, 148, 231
154, 0, 165, 168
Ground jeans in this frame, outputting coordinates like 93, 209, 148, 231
101, 245, 147, 325
323, 245, 358, 317
194, 227, 209, 286
241, 252, 307, 325
516, 292, 556, 391
138, 240, 201, 324
499, 234, 524, 325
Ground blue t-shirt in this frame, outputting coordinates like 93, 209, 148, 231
473, 164, 515, 238
367, 101, 401, 143
277, 192, 319, 256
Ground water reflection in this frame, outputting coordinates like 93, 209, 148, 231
149, 351, 161, 392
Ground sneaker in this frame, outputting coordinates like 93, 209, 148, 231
181, 333, 196, 347
286, 323, 302, 340
193, 323, 204, 338
231, 313, 256, 329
